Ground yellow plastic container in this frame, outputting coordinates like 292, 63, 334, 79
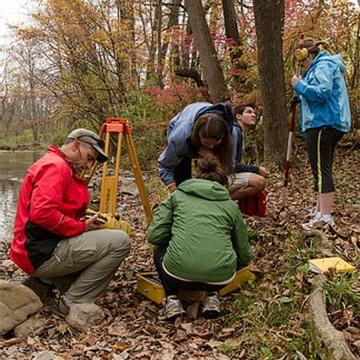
136, 272, 165, 304
218, 266, 256, 296
136, 266, 255, 304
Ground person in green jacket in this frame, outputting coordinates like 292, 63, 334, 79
147, 153, 252, 320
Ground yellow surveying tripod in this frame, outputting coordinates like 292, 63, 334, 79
84, 117, 152, 235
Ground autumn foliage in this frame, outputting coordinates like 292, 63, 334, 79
0, 0, 358, 154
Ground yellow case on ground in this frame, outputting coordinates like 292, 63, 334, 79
219, 267, 256, 296
308, 257, 356, 274
136, 272, 165, 304
136, 266, 256, 304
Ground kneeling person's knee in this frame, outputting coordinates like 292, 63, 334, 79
110, 230, 132, 255
249, 174, 266, 191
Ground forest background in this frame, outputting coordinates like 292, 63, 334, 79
0, 0, 359, 168
0, 1, 360, 358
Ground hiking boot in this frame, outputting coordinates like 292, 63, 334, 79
52, 297, 71, 319
202, 293, 221, 318
159, 295, 185, 320
22, 276, 54, 303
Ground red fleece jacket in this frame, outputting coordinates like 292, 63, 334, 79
10, 145, 88, 273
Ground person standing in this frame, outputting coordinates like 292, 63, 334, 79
10, 128, 131, 317
291, 37, 351, 230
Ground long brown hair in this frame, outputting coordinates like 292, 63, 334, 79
195, 153, 228, 187
191, 113, 233, 174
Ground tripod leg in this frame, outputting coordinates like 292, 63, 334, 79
99, 129, 123, 214
125, 131, 153, 224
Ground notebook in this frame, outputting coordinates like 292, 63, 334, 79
308, 257, 356, 274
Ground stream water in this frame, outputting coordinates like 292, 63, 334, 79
0, 151, 41, 243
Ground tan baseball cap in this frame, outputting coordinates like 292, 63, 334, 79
67, 128, 108, 163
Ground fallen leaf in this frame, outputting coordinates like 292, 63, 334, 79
186, 301, 200, 320
112, 342, 128, 351
108, 325, 129, 337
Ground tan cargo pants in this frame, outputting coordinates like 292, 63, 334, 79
32, 229, 131, 303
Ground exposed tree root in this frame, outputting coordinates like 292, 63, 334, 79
309, 274, 357, 360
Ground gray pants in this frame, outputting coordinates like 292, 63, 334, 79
32, 229, 131, 303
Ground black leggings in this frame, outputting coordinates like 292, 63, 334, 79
174, 157, 192, 186
305, 127, 343, 193
153, 244, 223, 297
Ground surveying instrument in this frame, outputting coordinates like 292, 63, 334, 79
85, 117, 255, 304
84, 117, 152, 233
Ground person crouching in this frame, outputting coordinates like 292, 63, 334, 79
147, 153, 252, 320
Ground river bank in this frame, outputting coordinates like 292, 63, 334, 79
0, 151, 42, 244
0, 145, 47, 151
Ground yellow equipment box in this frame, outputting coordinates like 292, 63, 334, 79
136, 266, 256, 304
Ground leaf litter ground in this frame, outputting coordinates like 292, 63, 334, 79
0, 144, 359, 359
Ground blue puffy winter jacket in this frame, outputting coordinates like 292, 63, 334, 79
293, 51, 351, 133
158, 102, 236, 186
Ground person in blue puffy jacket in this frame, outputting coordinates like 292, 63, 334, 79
291, 37, 351, 230
158, 102, 236, 192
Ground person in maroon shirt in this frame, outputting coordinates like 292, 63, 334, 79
10, 128, 131, 317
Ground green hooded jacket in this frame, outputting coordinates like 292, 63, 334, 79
147, 179, 252, 283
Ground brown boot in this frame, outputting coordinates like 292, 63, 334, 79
52, 297, 71, 318
22, 276, 54, 303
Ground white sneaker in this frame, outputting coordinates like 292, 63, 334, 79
159, 295, 185, 320
307, 207, 315, 218
301, 217, 325, 231
322, 214, 335, 228
307, 208, 321, 219
301, 214, 335, 231
202, 293, 221, 318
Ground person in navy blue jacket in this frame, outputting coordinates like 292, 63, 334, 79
230, 104, 269, 200
291, 37, 351, 230
158, 102, 236, 192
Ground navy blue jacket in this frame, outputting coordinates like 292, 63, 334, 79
158, 102, 236, 186
232, 123, 259, 174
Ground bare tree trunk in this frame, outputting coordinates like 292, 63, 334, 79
163, 0, 181, 75
184, 0, 228, 103
253, 0, 288, 166
350, 15, 360, 90
24, 46, 39, 144
221, 0, 245, 91
117, 0, 138, 87
142, 1, 160, 83
181, 18, 191, 70
156, 0, 164, 88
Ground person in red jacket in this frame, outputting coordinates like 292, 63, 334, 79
10, 128, 131, 316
